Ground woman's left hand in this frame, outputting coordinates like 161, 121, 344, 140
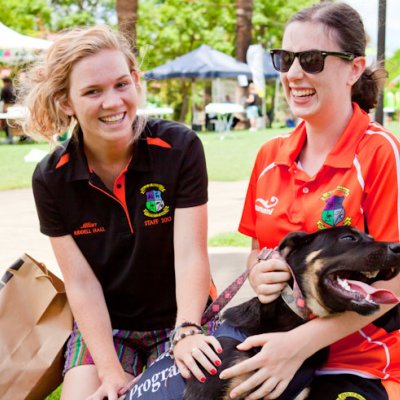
219, 331, 307, 400
85, 369, 130, 400
172, 332, 222, 383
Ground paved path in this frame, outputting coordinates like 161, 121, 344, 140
0, 180, 254, 305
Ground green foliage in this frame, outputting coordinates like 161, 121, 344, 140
387, 49, 400, 88
137, 0, 316, 71
0, 0, 336, 123
0, 0, 115, 32
253, 0, 316, 48
137, 0, 316, 120
50, 0, 115, 29
0, 0, 51, 34
0, 0, 318, 120
137, 0, 235, 72
136, 0, 236, 120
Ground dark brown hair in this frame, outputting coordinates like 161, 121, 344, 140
288, 2, 386, 112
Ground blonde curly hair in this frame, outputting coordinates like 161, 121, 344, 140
20, 25, 146, 143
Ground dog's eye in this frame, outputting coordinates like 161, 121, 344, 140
340, 235, 357, 241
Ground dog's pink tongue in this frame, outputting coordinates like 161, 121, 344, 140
347, 279, 400, 304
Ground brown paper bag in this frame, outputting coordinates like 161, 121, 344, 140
0, 254, 73, 399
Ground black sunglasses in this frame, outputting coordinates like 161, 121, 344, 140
269, 49, 356, 74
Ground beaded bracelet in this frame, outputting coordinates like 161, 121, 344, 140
178, 321, 203, 331
168, 325, 205, 358
170, 322, 203, 344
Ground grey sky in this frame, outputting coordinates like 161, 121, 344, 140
343, 0, 400, 57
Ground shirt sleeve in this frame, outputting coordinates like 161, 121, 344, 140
32, 162, 69, 237
175, 134, 208, 208
238, 150, 262, 239
362, 134, 400, 242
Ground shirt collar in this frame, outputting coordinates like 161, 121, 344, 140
63, 135, 89, 182
63, 124, 154, 182
129, 128, 154, 172
275, 103, 370, 169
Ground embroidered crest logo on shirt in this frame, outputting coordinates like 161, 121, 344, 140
140, 183, 170, 218
317, 186, 352, 229
336, 392, 366, 400
255, 196, 279, 215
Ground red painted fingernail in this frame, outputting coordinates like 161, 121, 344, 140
217, 348, 223, 353
210, 368, 217, 375
200, 377, 206, 383
118, 387, 127, 395
215, 360, 221, 366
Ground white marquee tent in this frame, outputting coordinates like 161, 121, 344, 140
0, 23, 51, 63
0, 23, 51, 50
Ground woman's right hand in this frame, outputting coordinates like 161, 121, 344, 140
249, 252, 291, 304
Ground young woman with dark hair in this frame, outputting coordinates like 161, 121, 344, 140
220, 3, 400, 399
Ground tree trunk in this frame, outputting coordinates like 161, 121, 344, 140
375, 0, 386, 125
179, 81, 191, 123
235, 0, 253, 62
116, 0, 138, 53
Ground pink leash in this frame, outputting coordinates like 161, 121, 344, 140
201, 248, 275, 324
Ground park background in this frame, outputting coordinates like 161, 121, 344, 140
0, 0, 400, 398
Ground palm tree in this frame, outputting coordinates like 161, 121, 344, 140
116, 0, 138, 52
235, 0, 253, 62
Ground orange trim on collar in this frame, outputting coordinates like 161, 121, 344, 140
56, 153, 70, 169
146, 137, 172, 149
113, 163, 130, 205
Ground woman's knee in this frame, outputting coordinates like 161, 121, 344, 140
61, 364, 100, 400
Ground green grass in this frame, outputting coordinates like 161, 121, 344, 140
1, 122, 400, 191
0, 128, 287, 190
199, 128, 287, 181
208, 231, 250, 247
46, 385, 61, 400
0, 142, 50, 190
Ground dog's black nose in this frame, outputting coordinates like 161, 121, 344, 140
389, 243, 400, 253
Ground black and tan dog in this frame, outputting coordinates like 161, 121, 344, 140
183, 226, 400, 400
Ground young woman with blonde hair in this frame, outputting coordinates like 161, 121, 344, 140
22, 25, 221, 400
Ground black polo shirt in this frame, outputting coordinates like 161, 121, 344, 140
32, 119, 208, 330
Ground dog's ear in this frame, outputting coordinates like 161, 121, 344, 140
278, 231, 309, 258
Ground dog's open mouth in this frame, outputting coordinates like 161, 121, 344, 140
323, 267, 399, 309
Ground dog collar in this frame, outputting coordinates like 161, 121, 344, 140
283, 263, 316, 320
281, 281, 315, 321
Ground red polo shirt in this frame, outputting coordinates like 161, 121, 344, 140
239, 104, 400, 382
